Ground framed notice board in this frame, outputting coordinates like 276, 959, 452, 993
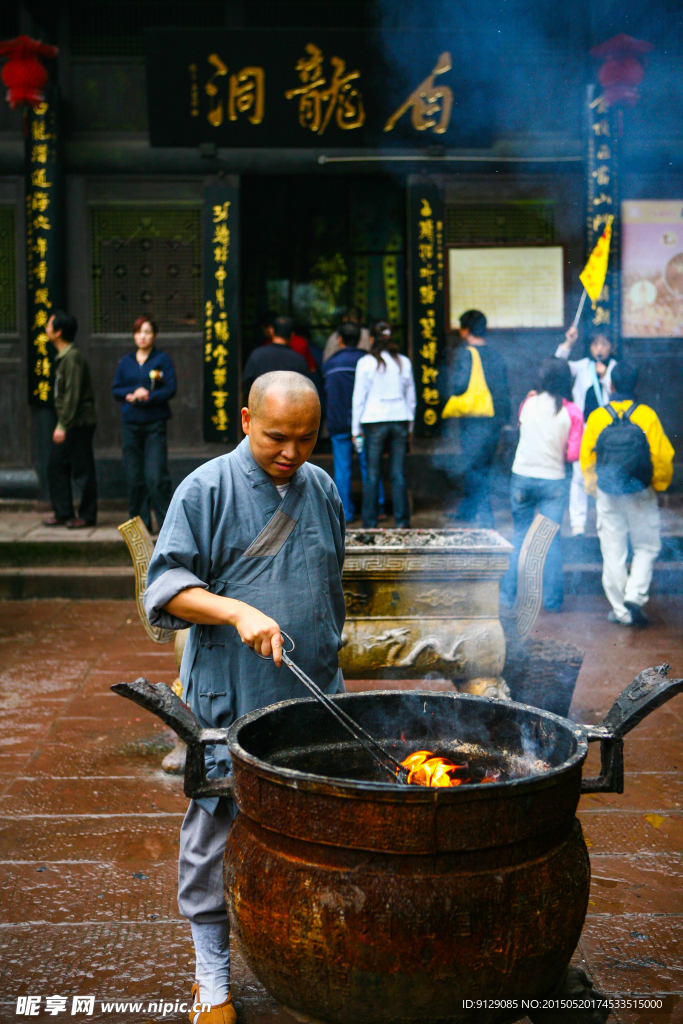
448, 247, 565, 330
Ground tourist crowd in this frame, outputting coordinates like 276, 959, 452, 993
39, 303, 674, 628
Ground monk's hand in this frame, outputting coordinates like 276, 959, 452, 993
232, 603, 284, 666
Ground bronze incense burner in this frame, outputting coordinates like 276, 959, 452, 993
114, 664, 682, 1024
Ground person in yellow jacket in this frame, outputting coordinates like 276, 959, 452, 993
580, 362, 674, 627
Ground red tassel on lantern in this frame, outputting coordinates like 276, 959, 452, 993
0, 35, 58, 110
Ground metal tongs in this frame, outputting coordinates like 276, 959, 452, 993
256, 632, 408, 785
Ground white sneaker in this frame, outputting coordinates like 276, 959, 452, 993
571, 526, 585, 536
607, 610, 632, 626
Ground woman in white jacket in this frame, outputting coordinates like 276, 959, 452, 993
352, 322, 416, 528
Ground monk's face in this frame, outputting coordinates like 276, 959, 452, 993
242, 391, 320, 483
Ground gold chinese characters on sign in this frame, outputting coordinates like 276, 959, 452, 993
205, 201, 232, 433
203, 54, 265, 127
385, 52, 453, 135
27, 100, 54, 404
285, 43, 365, 134
189, 45, 461, 140
586, 93, 616, 333
416, 198, 444, 427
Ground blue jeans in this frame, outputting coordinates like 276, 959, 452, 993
330, 433, 384, 521
362, 421, 410, 528
121, 419, 173, 532
456, 420, 501, 529
500, 473, 569, 611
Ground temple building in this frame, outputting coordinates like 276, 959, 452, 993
0, 0, 681, 497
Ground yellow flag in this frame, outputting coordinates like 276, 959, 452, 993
579, 215, 613, 308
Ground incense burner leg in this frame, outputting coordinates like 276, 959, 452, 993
528, 966, 610, 1024
162, 628, 190, 773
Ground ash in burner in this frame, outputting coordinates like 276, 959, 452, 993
345, 528, 509, 550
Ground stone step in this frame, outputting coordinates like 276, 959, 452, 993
1, 562, 681, 600
0, 538, 130, 567
563, 561, 683, 596
2, 533, 681, 569
0, 566, 134, 600
561, 535, 683, 560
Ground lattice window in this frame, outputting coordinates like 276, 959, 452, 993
70, 0, 373, 56
71, 0, 227, 57
446, 203, 556, 247
91, 206, 201, 333
0, 207, 17, 334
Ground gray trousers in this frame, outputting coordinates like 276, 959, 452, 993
178, 798, 236, 924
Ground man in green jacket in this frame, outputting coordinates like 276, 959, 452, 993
42, 311, 98, 529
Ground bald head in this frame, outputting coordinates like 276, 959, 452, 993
248, 370, 320, 419
242, 371, 320, 484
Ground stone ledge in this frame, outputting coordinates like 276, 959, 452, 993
0, 567, 134, 600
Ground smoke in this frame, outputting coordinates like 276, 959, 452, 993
365, 0, 682, 559
371, 0, 586, 150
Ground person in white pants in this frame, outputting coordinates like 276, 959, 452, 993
593, 487, 662, 624
556, 325, 616, 535
580, 362, 674, 627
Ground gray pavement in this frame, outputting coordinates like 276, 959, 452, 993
0, 598, 682, 1022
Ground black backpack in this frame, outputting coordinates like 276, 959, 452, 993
595, 404, 653, 495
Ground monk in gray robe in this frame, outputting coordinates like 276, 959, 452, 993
144, 372, 345, 1024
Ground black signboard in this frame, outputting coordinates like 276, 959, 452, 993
586, 84, 620, 350
145, 29, 496, 149
203, 184, 240, 443
26, 85, 63, 408
408, 178, 446, 437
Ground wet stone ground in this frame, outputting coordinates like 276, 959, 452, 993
0, 597, 681, 1023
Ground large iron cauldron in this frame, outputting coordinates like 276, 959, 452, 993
113, 665, 683, 1024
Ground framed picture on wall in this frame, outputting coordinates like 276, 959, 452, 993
622, 201, 683, 338
448, 246, 565, 330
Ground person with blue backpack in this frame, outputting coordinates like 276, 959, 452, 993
580, 362, 674, 627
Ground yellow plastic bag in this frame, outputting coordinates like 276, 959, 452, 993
441, 346, 494, 419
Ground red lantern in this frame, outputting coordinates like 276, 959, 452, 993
590, 34, 653, 108
0, 35, 58, 110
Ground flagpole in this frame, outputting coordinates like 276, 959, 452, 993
572, 288, 587, 329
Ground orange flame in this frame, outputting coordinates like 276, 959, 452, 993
400, 750, 468, 788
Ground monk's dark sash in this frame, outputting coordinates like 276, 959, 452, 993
212, 481, 305, 590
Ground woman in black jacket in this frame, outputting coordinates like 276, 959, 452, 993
112, 316, 176, 533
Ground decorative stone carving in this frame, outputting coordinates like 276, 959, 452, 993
118, 516, 175, 645
341, 529, 512, 681
118, 515, 187, 773
499, 513, 560, 641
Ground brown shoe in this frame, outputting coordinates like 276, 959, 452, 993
65, 517, 94, 530
41, 515, 69, 526
189, 983, 237, 1024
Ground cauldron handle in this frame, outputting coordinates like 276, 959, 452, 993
111, 678, 233, 800
581, 663, 683, 794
